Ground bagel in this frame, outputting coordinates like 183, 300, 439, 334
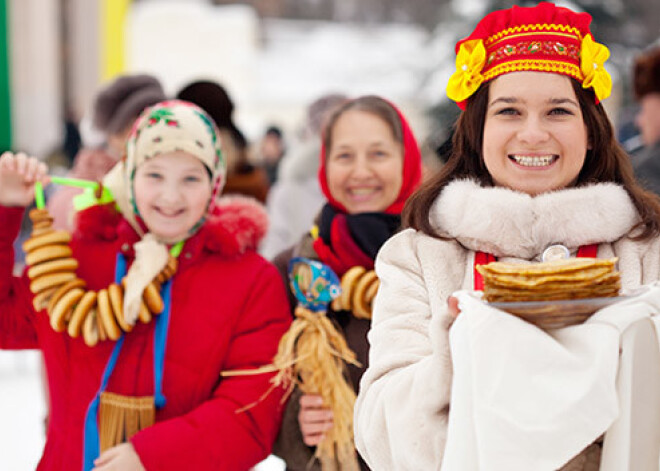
47, 278, 87, 314
31, 227, 55, 237
29, 208, 50, 220
352, 270, 378, 320
364, 278, 380, 304
339, 266, 366, 311
25, 245, 72, 266
50, 288, 84, 332
138, 300, 152, 324
32, 219, 54, 230
108, 283, 132, 332
330, 297, 342, 312
82, 308, 99, 347
30, 271, 76, 294
67, 291, 97, 338
162, 257, 178, 279
143, 282, 164, 315
28, 258, 78, 279
32, 286, 58, 311
97, 288, 121, 341
23, 230, 72, 253
96, 305, 107, 341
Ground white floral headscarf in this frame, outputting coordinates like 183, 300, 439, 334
102, 100, 226, 325
104, 99, 225, 240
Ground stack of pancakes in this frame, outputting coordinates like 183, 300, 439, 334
477, 257, 620, 303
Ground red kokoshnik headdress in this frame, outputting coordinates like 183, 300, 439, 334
446, 2, 612, 109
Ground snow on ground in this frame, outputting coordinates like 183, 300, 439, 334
0, 351, 46, 470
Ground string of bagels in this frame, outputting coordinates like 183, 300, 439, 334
24, 179, 180, 347
330, 266, 379, 319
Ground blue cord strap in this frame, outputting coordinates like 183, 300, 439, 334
82, 254, 172, 470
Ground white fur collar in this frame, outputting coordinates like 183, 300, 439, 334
430, 179, 639, 259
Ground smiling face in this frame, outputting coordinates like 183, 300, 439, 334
325, 109, 403, 214
133, 151, 212, 241
482, 72, 589, 196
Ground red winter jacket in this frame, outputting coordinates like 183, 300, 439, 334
0, 197, 292, 470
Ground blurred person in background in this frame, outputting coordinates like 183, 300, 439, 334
259, 125, 286, 185
176, 80, 270, 203
633, 46, 660, 194
260, 94, 347, 260
47, 74, 166, 231
272, 95, 422, 470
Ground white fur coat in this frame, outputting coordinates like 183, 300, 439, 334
354, 180, 660, 470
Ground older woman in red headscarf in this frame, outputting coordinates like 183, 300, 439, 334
271, 95, 423, 471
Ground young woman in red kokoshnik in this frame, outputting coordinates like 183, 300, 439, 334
354, 3, 660, 470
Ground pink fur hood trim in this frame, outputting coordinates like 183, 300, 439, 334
203, 195, 269, 256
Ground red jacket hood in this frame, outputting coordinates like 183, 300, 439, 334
73, 195, 268, 258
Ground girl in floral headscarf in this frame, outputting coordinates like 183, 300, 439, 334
354, 3, 660, 470
0, 100, 291, 470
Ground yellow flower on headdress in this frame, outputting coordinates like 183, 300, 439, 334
580, 34, 612, 102
446, 39, 486, 103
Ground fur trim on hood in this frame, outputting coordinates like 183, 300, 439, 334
74, 195, 268, 257
203, 195, 268, 256
430, 179, 640, 259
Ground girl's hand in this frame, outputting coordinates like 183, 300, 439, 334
448, 296, 461, 319
0, 152, 49, 207
298, 394, 334, 446
92, 443, 145, 471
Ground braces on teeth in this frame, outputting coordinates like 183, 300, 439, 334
511, 155, 555, 167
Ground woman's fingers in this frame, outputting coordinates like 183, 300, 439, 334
299, 393, 324, 409
300, 407, 334, 424
0, 151, 16, 171
298, 393, 334, 446
14, 152, 27, 176
447, 295, 461, 318
300, 414, 333, 446
0, 152, 48, 181
0, 152, 50, 206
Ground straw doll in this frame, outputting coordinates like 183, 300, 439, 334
0, 100, 291, 470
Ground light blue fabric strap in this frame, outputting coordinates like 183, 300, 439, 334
154, 279, 172, 408
81, 254, 172, 470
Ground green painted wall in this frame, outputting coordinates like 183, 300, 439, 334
0, 0, 10, 151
